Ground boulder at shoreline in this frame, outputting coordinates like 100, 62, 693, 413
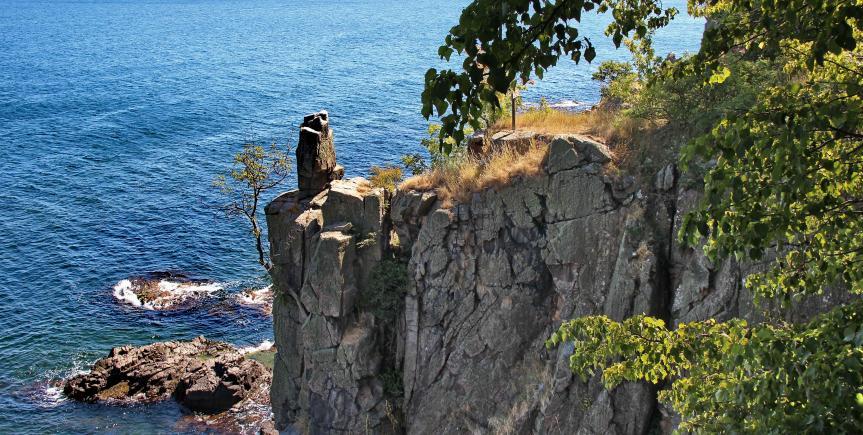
64, 336, 270, 414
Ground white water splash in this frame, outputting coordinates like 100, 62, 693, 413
234, 285, 273, 307
41, 385, 67, 407
112, 279, 142, 307
239, 340, 274, 355
549, 99, 590, 110
112, 278, 222, 310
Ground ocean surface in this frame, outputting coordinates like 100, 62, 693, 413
0, 0, 702, 433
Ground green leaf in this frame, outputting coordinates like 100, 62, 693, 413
708, 66, 731, 84
584, 46, 596, 63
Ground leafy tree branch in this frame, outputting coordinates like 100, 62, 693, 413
214, 142, 291, 271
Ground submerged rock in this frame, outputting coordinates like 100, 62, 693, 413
112, 272, 221, 310
64, 336, 270, 415
235, 285, 274, 315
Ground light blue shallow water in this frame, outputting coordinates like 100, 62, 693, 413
0, 0, 702, 432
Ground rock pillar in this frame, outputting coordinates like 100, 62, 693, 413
268, 112, 396, 434
296, 110, 344, 198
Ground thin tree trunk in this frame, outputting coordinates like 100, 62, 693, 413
256, 233, 269, 270
511, 93, 516, 130
250, 192, 270, 271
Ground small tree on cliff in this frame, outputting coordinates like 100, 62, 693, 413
214, 142, 291, 271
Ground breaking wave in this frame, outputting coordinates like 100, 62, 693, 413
112, 272, 222, 310
238, 339, 274, 355
234, 285, 273, 315
523, 99, 592, 112
234, 285, 273, 306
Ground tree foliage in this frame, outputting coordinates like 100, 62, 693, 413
214, 142, 291, 271
369, 165, 404, 192
422, 0, 863, 431
421, 0, 677, 144
547, 300, 863, 433
681, 39, 863, 303
400, 153, 428, 176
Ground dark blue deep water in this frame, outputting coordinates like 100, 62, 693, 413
0, 0, 702, 432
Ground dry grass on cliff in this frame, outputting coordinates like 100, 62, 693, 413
400, 108, 667, 207
399, 143, 548, 208
491, 108, 655, 169
491, 108, 637, 138
492, 108, 600, 134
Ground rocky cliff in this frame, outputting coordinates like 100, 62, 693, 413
267, 115, 843, 434
266, 112, 398, 433
392, 135, 673, 434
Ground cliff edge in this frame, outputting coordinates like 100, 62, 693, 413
266, 115, 843, 434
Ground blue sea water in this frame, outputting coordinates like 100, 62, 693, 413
0, 0, 702, 432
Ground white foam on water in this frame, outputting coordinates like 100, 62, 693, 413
549, 99, 592, 110
239, 339, 274, 355
41, 385, 66, 407
522, 99, 591, 112
112, 279, 143, 307
235, 285, 273, 306
32, 365, 91, 408
112, 278, 222, 310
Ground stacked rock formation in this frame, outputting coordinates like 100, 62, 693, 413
296, 110, 344, 198
266, 113, 395, 433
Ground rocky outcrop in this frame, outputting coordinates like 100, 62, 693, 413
111, 272, 222, 310
297, 110, 344, 198
266, 180, 394, 433
267, 113, 397, 434
269, 121, 848, 434
395, 135, 669, 434
268, 132, 672, 434
63, 336, 270, 415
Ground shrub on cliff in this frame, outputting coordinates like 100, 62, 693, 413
214, 142, 290, 271
423, 0, 863, 432
369, 165, 403, 192
357, 258, 409, 322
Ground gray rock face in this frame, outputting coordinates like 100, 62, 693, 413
390, 190, 437, 253
397, 134, 666, 435
269, 131, 849, 434
63, 336, 270, 415
297, 111, 341, 198
468, 130, 556, 157
267, 175, 395, 434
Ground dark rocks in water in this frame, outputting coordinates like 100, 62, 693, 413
63, 336, 270, 415
296, 110, 342, 198
112, 271, 222, 310
175, 353, 268, 413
